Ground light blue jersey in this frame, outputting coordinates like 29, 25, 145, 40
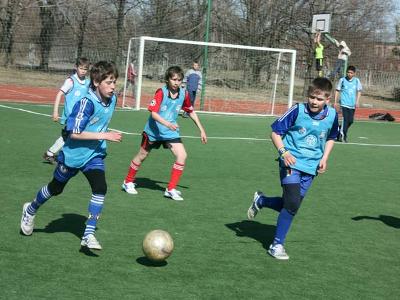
282, 103, 337, 175
62, 89, 117, 168
60, 74, 90, 125
144, 86, 187, 141
336, 76, 362, 109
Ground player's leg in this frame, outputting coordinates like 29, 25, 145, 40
43, 136, 64, 164
268, 169, 314, 260
164, 141, 187, 201
80, 162, 107, 250
341, 107, 353, 142
122, 132, 152, 194
21, 153, 78, 235
247, 191, 283, 220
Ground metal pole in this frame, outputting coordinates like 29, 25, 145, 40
200, 0, 212, 111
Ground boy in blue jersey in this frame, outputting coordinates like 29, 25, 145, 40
181, 61, 202, 118
247, 77, 339, 260
43, 57, 90, 164
334, 65, 362, 142
122, 66, 207, 201
21, 61, 122, 250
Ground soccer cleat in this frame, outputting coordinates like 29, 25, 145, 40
20, 202, 35, 236
247, 191, 262, 220
164, 188, 183, 201
43, 152, 57, 164
267, 243, 289, 260
80, 234, 102, 250
121, 181, 138, 194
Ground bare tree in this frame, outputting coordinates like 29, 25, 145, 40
0, 0, 29, 66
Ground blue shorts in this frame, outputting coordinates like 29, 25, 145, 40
54, 151, 105, 183
279, 167, 314, 198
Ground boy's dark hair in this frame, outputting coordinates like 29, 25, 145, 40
347, 65, 356, 72
90, 61, 118, 90
75, 57, 90, 67
164, 66, 184, 83
308, 77, 333, 97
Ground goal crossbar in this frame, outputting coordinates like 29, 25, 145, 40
123, 36, 297, 114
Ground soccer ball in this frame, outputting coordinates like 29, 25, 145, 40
142, 230, 174, 262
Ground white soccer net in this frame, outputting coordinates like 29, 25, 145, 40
122, 36, 296, 116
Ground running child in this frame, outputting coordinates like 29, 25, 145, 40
43, 57, 90, 164
21, 61, 122, 250
122, 65, 207, 201
247, 77, 339, 260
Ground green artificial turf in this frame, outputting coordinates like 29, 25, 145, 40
1, 102, 399, 299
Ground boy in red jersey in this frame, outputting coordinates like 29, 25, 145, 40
122, 66, 207, 200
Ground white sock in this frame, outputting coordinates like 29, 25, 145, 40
48, 136, 65, 154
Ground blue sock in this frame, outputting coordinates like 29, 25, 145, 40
27, 185, 52, 215
83, 194, 105, 238
257, 195, 283, 212
273, 208, 294, 245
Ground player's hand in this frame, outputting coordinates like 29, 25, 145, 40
318, 158, 328, 173
200, 131, 207, 144
167, 122, 179, 131
52, 113, 59, 122
282, 151, 296, 167
105, 131, 122, 142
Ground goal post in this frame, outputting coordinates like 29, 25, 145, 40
122, 36, 296, 116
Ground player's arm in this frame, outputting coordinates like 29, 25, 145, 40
148, 89, 178, 131
270, 104, 299, 166
356, 79, 362, 108
52, 90, 64, 122
53, 78, 73, 122
189, 111, 207, 144
181, 90, 207, 143
151, 111, 178, 131
334, 78, 342, 108
70, 131, 122, 142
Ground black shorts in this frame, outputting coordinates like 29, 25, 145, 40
315, 58, 323, 71
141, 131, 182, 151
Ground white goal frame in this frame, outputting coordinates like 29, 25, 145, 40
122, 36, 297, 116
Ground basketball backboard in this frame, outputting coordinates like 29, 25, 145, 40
312, 14, 331, 33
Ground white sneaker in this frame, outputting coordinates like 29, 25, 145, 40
164, 188, 183, 201
247, 191, 263, 220
267, 243, 289, 260
122, 181, 138, 194
80, 234, 102, 250
21, 202, 35, 236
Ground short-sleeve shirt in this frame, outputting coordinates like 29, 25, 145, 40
336, 77, 362, 109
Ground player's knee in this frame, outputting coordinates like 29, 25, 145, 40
282, 184, 302, 215
137, 149, 149, 162
47, 178, 66, 196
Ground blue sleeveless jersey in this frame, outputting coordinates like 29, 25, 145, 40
282, 103, 336, 175
62, 89, 116, 168
144, 85, 186, 141
60, 74, 90, 125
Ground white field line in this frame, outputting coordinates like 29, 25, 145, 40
1, 103, 400, 147
3, 89, 47, 99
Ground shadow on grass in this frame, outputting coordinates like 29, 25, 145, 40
34, 213, 86, 239
136, 256, 168, 267
352, 215, 400, 229
225, 220, 276, 250
134, 177, 188, 192
31, 213, 101, 257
